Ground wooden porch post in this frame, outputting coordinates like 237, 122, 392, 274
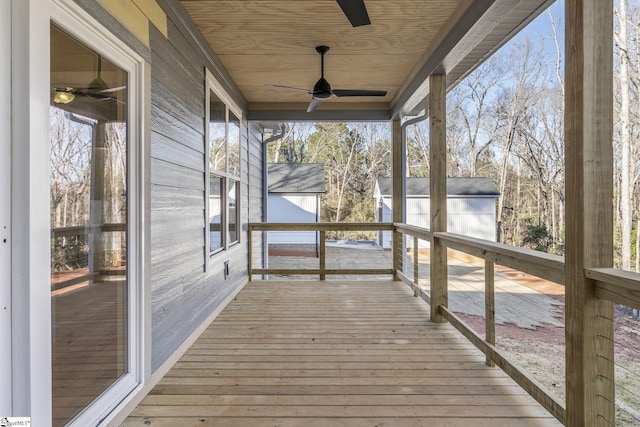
429, 74, 447, 323
90, 122, 107, 282
565, 0, 615, 425
391, 119, 404, 280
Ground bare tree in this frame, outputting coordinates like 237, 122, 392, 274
615, 0, 633, 270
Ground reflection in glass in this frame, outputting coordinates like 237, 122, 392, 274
228, 180, 239, 244
228, 110, 241, 177
210, 176, 224, 252
209, 90, 226, 173
50, 24, 128, 427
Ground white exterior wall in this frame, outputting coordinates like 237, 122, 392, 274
377, 196, 497, 248
268, 194, 319, 244
447, 198, 497, 241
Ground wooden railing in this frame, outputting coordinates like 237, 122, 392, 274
248, 222, 394, 279
394, 225, 566, 423
249, 221, 640, 425
51, 223, 126, 291
394, 224, 640, 426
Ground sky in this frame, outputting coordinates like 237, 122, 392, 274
514, 0, 565, 60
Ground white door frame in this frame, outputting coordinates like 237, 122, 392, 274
1, 0, 12, 416
11, 0, 53, 422
10, 0, 148, 424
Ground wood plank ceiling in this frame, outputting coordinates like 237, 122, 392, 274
180, 0, 467, 113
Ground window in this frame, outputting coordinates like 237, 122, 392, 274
206, 72, 241, 255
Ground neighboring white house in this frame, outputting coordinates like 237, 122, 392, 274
374, 177, 500, 248
268, 163, 325, 245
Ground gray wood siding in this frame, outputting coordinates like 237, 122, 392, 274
248, 129, 264, 269
148, 22, 249, 371
71, 0, 263, 374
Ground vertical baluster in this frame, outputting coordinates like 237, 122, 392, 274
248, 225, 253, 281
485, 259, 495, 367
413, 236, 419, 296
319, 230, 326, 281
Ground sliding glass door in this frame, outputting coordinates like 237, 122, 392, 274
50, 22, 134, 426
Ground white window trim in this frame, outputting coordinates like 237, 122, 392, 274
10, 0, 147, 424
205, 69, 243, 262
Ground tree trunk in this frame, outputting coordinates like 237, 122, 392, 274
636, 215, 639, 273
335, 143, 356, 223
617, 0, 632, 270
551, 186, 556, 243
496, 116, 518, 227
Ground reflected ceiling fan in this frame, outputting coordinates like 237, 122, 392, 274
53, 55, 125, 105
270, 45, 387, 113
336, 0, 371, 27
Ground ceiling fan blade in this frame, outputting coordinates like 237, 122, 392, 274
307, 97, 324, 113
268, 84, 313, 94
73, 90, 115, 100
97, 85, 127, 94
336, 0, 371, 27
333, 89, 387, 97
84, 92, 126, 105
54, 87, 125, 106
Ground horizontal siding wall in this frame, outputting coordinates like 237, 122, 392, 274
147, 16, 261, 370
68, 0, 263, 403
247, 127, 264, 270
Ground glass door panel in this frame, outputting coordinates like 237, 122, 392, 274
50, 24, 129, 426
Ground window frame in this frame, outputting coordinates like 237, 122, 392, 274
205, 69, 242, 260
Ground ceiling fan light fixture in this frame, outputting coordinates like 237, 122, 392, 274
54, 90, 75, 104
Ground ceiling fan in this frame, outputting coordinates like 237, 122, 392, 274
53, 84, 124, 105
270, 45, 387, 113
53, 55, 125, 105
336, 0, 371, 27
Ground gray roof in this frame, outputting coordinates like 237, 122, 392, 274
268, 163, 326, 193
375, 177, 499, 197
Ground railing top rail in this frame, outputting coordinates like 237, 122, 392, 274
587, 267, 640, 310
51, 223, 126, 238
433, 231, 565, 285
249, 222, 394, 232
393, 222, 432, 241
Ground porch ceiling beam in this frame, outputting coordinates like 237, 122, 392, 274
391, 0, 554, 119
247, 108, 392, 122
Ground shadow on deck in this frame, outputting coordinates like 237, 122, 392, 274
122, 280, 561, 426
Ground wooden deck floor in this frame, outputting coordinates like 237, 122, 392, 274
122, 280, 561, 426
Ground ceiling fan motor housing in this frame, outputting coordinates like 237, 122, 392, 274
313, 78, 332, 99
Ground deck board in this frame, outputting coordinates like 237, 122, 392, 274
122, 280, 561, 426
